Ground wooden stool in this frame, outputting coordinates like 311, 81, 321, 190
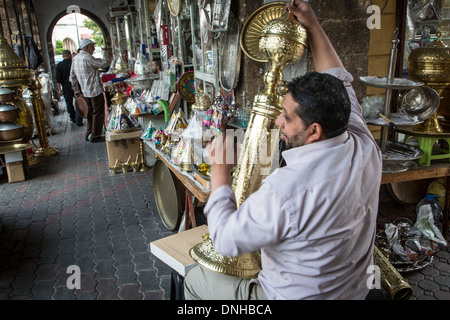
3, 151, 26, 183
150, 225, 208, 300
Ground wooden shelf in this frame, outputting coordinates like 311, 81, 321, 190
382, 162, 450, 184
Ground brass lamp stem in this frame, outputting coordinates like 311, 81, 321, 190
29, 78, 58, 157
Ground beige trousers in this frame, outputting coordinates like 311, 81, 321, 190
184, 265, 268, 300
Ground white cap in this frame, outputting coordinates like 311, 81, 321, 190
79, 39, 96, 49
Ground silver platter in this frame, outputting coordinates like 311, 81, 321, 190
381, 140, 424, 162
360, 76, 424, 90
125, 74, 160, 91
220, 12, 241, 91
366, 113, 423, 127
382, 161, 419, 174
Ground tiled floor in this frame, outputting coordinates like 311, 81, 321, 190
0, 100, 448, 300
0, 103, 174, 300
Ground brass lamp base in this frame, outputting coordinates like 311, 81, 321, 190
413, 112, 444, 134
189, 234, 262, 279
35, 146, 58, 157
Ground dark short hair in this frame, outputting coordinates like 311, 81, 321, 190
287, 72, 351, 139
153, 57, 161, 68
62, 50, 71, 58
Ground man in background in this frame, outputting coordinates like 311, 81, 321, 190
56, 50, 82, 126
151, 57, 162, 75
70, 39, 110, 143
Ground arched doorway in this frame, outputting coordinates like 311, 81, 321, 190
46, 7, 111, 96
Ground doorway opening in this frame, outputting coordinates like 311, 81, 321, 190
52, 12, 106, 64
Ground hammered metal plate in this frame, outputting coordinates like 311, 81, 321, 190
168, 0, 181, 16
240, 1, 287, 62
220, 11, 241, 91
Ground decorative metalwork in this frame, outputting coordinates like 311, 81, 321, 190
190, 2, 307, 279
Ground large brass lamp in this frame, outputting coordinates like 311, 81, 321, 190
190, 1, 307, 279
0, 24, 58, 158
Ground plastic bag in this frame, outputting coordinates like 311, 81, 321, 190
415, 204, 447, 246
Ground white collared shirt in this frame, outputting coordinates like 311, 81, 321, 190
204, 67, 382, 300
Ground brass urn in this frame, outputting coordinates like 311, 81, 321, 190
408, 32, 450, 84
0, 25, 34, 142
408, 32, 450, 132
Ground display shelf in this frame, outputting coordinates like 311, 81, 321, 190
145, 140, 210, 203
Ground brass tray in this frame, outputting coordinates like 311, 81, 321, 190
0, 143, 32, 154
240, 1, 287, 62
220, 11, 241, 91
189, 234, 262, 279
152, 160, 182, 231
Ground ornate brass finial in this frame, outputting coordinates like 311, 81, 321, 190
0, 24, 32, 88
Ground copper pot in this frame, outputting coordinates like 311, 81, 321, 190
0, 122, 24, 141
0, 103, 20, 121
0, 87, 15, 103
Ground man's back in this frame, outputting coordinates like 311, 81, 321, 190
71, 51, 108, 98
56, 59, 72, 86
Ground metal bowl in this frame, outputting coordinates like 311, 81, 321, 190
0, 122, 25, 141
0, 103, 20, 121
400, 86, 440, 121
125, 74, 160, 91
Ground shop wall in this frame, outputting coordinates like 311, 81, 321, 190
232, 0, 371, 108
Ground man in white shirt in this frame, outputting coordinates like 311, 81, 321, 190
70, 39, 110, 142
184, 0, 382, 300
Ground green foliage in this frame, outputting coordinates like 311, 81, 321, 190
55, 40, 64, 55
83, 18, 104, 48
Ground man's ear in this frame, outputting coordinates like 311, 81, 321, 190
307, 123, 324, 143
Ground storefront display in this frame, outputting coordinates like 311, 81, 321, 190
102, 0, 448, 300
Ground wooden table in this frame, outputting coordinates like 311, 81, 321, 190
147, 138, 449, 238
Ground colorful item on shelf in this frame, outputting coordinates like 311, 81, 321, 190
153, 127, 165, 148
202, 108, 213, 129
176, 71, 195, 103
141, 121, 157, 140
165, 109, 187, 135
171, 138, 186, 165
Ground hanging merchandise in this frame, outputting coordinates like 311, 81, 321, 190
176, 71, 195, 103
161, 25, 170, 45
25, 35, 43, 70
211, 0, 231, 32
134, 45, 152, 76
